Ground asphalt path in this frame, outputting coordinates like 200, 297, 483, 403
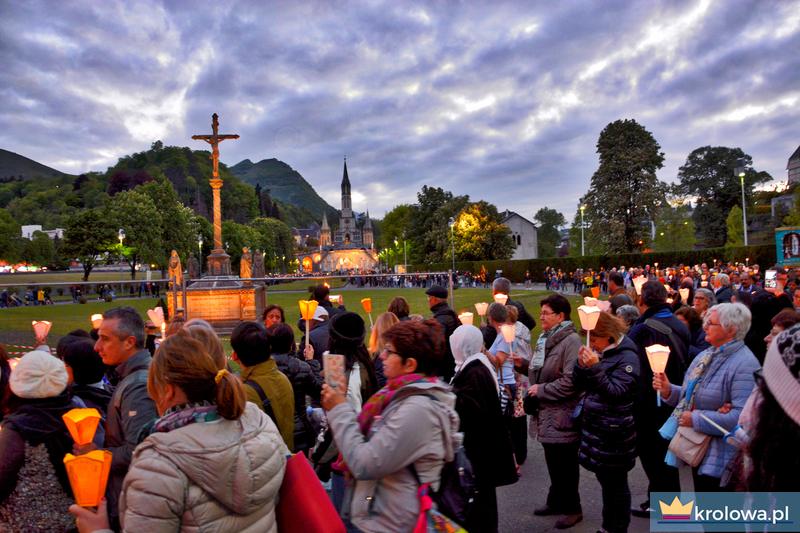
497, 432, 651, 532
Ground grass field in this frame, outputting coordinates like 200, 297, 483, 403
0, 271, 164, 284
1, 287, 590, 353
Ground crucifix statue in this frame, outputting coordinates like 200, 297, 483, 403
192, 113, 239, 276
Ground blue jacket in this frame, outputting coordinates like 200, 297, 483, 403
664, 340, 759, 479
574, 336, 640, 473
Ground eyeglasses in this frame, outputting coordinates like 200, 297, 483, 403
382, 347, 401, 356
540, 310, 557, 317
705, 321, 722, 327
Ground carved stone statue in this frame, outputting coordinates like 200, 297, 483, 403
240, 247, 252, 281
253, 249, 265, 281
187, 255, 200, 281
168, 250, 183, 289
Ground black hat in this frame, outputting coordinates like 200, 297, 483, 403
425, 285, 448, 298
329, 312, 366, 345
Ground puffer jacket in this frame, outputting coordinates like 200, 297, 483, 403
573, 336, 640, 473
327, 380, 460, 533
272, 352, 323, 452
528, 324, 582, 443
119, 402, 288, 532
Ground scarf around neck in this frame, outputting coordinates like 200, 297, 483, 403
357, 374, 438, 436
532, 320, 573, 370
154, 401, 220, 433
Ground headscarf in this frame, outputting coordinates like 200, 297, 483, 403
450, 325, 498, 391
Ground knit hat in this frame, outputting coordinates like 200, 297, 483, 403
9, 350, 68, 399
765, 325, 800, 426
329, 312, 366, 345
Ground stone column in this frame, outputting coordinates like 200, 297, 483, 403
206, 177, 231, 276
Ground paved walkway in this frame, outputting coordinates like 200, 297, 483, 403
498, 433, 650, 532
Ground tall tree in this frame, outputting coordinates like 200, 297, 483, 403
248, 217, 295, 269
21, 231, 55, 266
108, 190, 163, 279
453, 201, 514, 261
62, 209, 117, 280
380, 204, 415, 249
675, 146, 771, 247
725, 205, 745, 247
582, 119, 667, 253
409, 186, 469, 264
534, 207, 566, 258
0, 208, 22, 263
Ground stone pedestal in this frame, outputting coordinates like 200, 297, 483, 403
167, 276, 265, 334
206, 249, 232, 276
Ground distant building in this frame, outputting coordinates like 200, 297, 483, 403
789, 145, 800, 184
501, 210, 538, 260
296, 159, 378, 273
21, 225, 64, 240
771, 194, 794, 220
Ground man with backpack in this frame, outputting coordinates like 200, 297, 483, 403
627, 281, 689, 517
231, 321, 295, 450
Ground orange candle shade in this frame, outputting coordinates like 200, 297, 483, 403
298, 300, 319, 321
62, 408, 102, 446
591, 286, 600, 298
360, 298, 372, 314
64, 449, 112, 507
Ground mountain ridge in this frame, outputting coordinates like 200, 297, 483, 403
0, 149, 70, 181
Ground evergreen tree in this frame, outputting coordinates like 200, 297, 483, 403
534, 207, 566, 258
725, 205, 745, 247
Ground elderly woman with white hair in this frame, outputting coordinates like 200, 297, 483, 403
712, 273, 733, 303
450, 325, 516, 533
653, 303, 760, 491
692, 288, 717, 318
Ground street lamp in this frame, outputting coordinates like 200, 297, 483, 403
197, 235, 203, 274
735, 159, 748, 246
394, 237, 399, 272
449, 217, 456, 274
402, 230, 407, 271
579, 205, 586, 256
118, 228, 125, 247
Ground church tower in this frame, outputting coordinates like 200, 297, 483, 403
363, 210, 374, 249
341, 157, 352, 216
320, 212, 331, 247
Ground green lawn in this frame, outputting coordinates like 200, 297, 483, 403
0, 271, 164, 284
1, 287, 590, 356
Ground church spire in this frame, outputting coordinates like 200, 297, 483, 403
341, 156, 352, 213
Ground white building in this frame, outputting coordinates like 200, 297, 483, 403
501, 210, 538, 260
21, 225, 65, 240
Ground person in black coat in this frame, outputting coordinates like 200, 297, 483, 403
426, 285, 461, 381
493, 277, 536, 330
268, 323, 323, 453
627, 281, 689, 515
450, 325, 517, 533
674, 306, 710, 363
574, 313, 639, 533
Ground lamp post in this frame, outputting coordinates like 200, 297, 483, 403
402, 230, 407, 271
449, 217, 456, 274
579, 205, 586, 256
197, 235, 203, 275
735, 160, 748, 246
394, 237, 399, 272
118, 228, 125, 247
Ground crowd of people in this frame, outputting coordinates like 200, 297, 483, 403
0, 267, 799, 533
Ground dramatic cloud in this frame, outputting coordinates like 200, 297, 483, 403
1, 0, 798, 221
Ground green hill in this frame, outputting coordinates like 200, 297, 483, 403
229, 158, 338, 223
0, 149, 69, 181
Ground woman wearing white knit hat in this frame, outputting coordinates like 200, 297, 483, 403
0, 349, 84, 532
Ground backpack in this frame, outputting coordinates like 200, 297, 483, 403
244, 379, 279, 427
407, 393, 477, 525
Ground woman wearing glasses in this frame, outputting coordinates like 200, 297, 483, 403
653, 303, 760, 491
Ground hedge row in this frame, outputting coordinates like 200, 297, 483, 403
410, 244, 776, 283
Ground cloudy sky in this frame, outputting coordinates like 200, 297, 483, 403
2, 0, 799, 222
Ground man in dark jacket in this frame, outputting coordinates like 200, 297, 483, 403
627, 282, 689, 517
426, 285, 460, 380
608, 271, 627, 297
94, 307, 157, 528
493, 277, 536, 330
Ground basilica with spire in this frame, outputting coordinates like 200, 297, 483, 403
298, 158, 378, 273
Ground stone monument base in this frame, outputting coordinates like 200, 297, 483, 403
167, 276, 265, 334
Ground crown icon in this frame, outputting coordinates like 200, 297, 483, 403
659, 496, 694, 519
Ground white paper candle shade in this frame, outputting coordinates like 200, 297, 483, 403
458, 312, 474, 326
493, 293, 509, 305
577, 306, 601, 332
679, 288, 690, 302
633, 276, 647, 295
645, 344, 670, 374
584, 297, 599, 307
500, 324, 516, 343
90, 314, 103, 329
474, 302, 489, 316
596, 300, 612, 312
32, 320, 52, 339
147, 308, 165, 329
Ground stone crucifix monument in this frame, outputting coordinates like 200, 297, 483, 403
192, 113, 239, 276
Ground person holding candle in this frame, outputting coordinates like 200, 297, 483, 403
627, 281, 688, 517
492, 277, 535, 330
525, 293, 583, 529
426, 285, 461, 381
368, 312, 401, 388
653, 303, 759, 492
70, 331, 288, 532
0, 350, 81, 532
574, 312, 639, 533
93, 307, 157, 529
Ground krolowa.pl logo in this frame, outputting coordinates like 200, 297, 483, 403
652, 492, 798, 532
